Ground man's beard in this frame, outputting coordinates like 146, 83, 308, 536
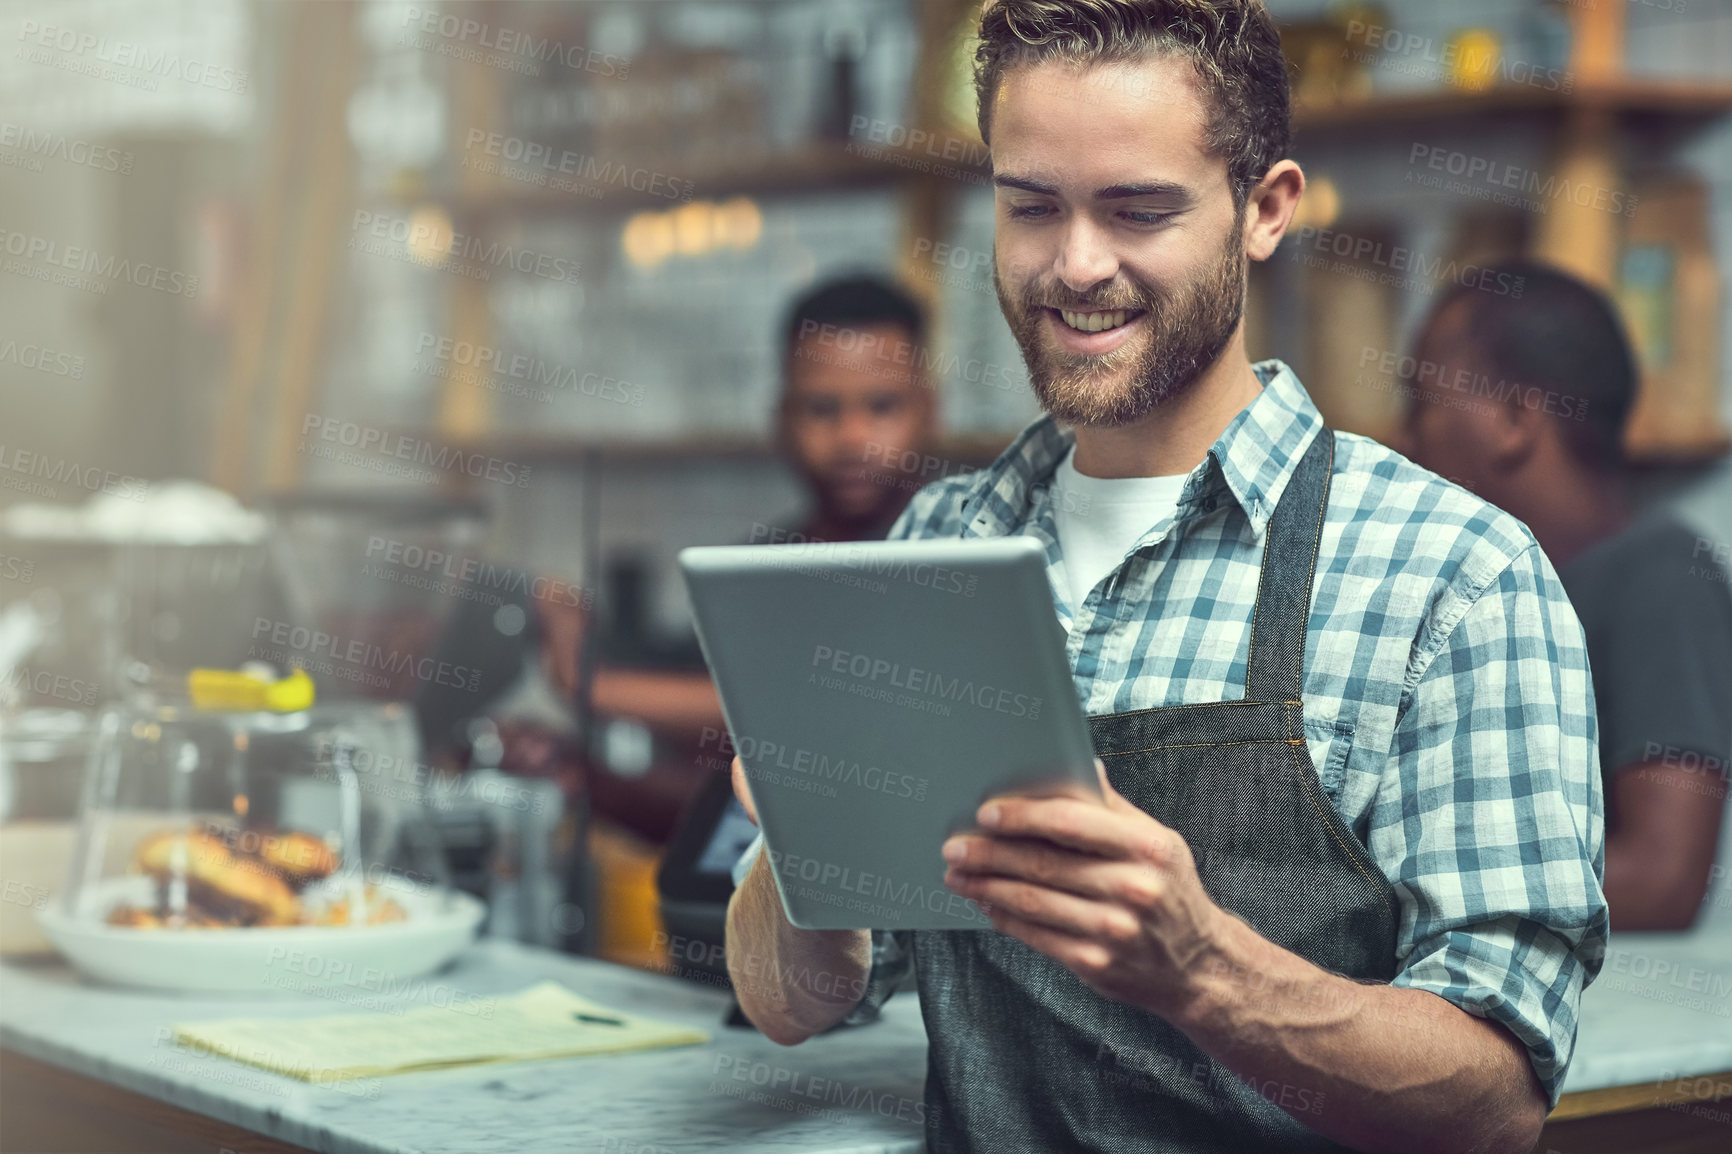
995, 227, 1247, 428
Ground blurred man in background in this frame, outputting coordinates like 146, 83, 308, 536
536, 274, 937, 837
1399, 260, 1732, 931
772, 275, 938, 545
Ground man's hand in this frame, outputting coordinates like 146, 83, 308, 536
725, 757, 872, 1045
944, 760, 1550, 1154
730, 755, 759, 825
535, 590, 588, 703
940, 759, 1226, 1019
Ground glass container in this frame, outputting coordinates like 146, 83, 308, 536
41, 697, 483, 993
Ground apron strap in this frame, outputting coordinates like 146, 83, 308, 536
1243, 427, 1335, 704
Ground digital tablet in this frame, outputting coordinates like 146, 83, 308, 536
678, 537, 1099, 931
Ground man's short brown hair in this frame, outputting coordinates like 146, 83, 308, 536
974, 0, 1291, 209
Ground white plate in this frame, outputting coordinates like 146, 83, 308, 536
37, 876, 485, 994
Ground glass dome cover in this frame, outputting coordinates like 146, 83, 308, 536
43, 693, 483, 992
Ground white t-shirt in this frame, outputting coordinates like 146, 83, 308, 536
1049, 446, 1188, 612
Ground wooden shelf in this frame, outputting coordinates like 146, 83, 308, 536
1295, 78, 1732, 135
1626, 438, 1732, 468
414, 82, 1732, 216
403, 429, 1016, 468
417, 141, 993, 221
413, 84, 1732, 212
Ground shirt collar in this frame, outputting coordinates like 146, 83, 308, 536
957, 359, 1325, 541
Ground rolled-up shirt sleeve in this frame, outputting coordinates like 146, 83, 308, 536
841, 929, 915, 1024
1378, 543, 1608, 1108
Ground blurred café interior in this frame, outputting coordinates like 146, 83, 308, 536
0, 0, 1730, 1149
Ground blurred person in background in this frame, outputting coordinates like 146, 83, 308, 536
772, 275, 939, 545
534, 274, 937, 838
1398, 260, 1732, 932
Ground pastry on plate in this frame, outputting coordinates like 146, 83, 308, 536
134, 830, 302, 927
254, 830, 339, 888
105, 902, 228, 929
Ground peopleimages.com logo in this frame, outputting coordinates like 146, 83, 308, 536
0, 228, 198, 296
349, 211, 581, 285
16, 20, 249, 93
0, 444, 147, 502
0, 336, 84, 378
752, 531, 982, 597
699, 727, 930, 802
249, 618, 481, 693
413, 333, 644, 406
765, 848, 992, 927
0, 121, 133, 174
399, 7, 628, 78
363, 535, 589, 609
1286, 226, 1525, 298
299, 415, 532, 488
462, 130, 694, 202
809, 644, 1042, 719
0, 551, 34, 583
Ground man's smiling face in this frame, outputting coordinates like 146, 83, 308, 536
989, 54, 1248, 427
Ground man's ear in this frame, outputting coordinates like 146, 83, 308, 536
1243, 160, 1305, 262
1488, 395, 1544, 471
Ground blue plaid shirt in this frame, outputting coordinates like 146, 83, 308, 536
740, 360, 1607, 1106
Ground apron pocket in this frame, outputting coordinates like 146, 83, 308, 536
1301, 716, 1355, 801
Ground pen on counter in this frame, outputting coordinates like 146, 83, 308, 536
573, 1011, 627, 1026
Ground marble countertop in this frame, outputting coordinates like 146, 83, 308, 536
0, 939, 928, 1154
1565, 917, 1732, 1093
3, 920, 1729, 1152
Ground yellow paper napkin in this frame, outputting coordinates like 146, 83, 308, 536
173, 981, 710, 1082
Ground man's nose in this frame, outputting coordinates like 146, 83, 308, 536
837, 405, 879, 450
1054, 216, 1118, 294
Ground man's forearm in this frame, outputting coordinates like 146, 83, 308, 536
724, 849, 872, 1045
1603, 760, 1725, 931
1169, 910, 1548, 1154
1604, 830, 1710, 930
591, 669, 723, 740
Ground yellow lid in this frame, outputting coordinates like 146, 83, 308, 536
187, 667, 315, 712
1448, 28, 1501, 93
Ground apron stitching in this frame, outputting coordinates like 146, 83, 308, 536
1290, 433, 1333, 695
1087, 699, 1298, 723
1276, 433, 1397, 924
1284, 705, 1398, 923
1243, 428, 1330, 703
1099, 737, 1303, 758
1244, 519, 1276, 697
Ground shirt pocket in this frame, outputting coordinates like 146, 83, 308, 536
1302, 716, 1355, 802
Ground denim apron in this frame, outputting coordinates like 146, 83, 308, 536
912, 428, 1400, 1152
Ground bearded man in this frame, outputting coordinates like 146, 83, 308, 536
725, 3, 1606, 1152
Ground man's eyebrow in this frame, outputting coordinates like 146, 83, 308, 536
992, 174, 1060, 195
993, 174, 1191, 200
1096, 180, 1190, 200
